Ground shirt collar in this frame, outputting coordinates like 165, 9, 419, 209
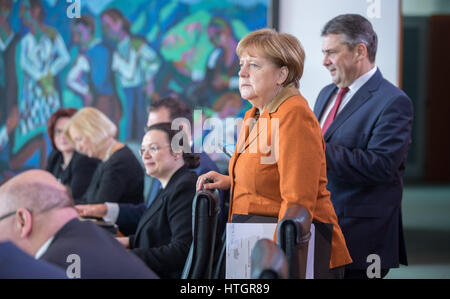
348, 66, 377, 94
34, 236, 54, 259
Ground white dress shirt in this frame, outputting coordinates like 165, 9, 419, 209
34, 236, 54, 259
319, 66, 378, 128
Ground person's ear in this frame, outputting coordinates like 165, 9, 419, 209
15, 208, 33, 239
173, 152, 183, 161
355, 43, 368, 61
277, 66, 289, 86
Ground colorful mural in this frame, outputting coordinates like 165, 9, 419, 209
0, 0, 268, 183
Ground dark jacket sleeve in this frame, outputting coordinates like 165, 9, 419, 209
130, 180, 195, 276
325, 94, 413, 185
117, 203, 147, 236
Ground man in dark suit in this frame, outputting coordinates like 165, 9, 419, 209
313, 14, 413, 279
0, 241, 66, 279
76, 96, 225, 236
0, 170, 158, 279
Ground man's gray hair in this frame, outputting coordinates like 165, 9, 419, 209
321, 14, 378, 63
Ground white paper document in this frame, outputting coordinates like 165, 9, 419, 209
226, 222, 315, 279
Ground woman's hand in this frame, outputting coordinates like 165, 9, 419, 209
75, 204, 107, 218
116, 237, 130, 249
196, 171, 231, 192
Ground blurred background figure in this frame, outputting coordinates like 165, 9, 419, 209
0, 0, 20, 179
17, 0, 70, 169
101, 8, 161, 141
186, 16, 240, 108
46, 108, 101, 201
65, 107, 143, 205
66, 15, 120, 132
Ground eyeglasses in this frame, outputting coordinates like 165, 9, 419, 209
139, 144, 171, 156
0, 208, 33, 224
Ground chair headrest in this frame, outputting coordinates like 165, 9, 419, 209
277, 205, 312, 244
251, 239, 288, 279
193, 189, 220, 216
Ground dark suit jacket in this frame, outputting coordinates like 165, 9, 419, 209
117, 151, 221, 236
313, 69, 412, 270
78, 146, 144, 205
40, 218, 158, 279
0, 242, 66, 279
129, 165, 197, 278
46, 150, 101, 200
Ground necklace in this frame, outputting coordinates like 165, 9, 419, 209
104, 140, 117, 161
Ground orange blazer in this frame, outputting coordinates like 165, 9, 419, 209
228, 85, 352, 269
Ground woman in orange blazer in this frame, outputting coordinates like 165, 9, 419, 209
197, 28, 352, 277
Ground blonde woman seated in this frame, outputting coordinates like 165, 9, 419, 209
65, 107, 144, 205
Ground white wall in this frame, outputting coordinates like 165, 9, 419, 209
278, 0, 401, 108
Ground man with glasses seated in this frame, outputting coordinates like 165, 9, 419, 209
0, 170, 158, 279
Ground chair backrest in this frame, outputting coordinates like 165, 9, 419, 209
212, 228, 226, 279
181, 188, 220, 279
276, 204, 312, 279
251, 239, 288, 279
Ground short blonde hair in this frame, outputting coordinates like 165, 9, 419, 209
236, 28, 305, 88
64, 107, 117, 147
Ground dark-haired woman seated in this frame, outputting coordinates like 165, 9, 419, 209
116, 122, 199, 278
46, 108, 101, 200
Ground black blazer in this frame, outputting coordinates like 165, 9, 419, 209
129, 165, 197, 279
117, 151, 222, 236
46, 150, 101, 200
77, 146, 144, 205
40, 218, 158, 279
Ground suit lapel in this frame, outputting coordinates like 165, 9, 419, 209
323, 69, 383, 141
134, 191, 165, 241
314, 86, 337, 121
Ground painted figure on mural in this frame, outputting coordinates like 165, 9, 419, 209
186, 16, 240, 109
66, 15, 121, 131
0, 0, 20, 182
12, 0, 70, 172
101, 8, 161, 141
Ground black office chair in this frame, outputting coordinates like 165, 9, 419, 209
181, 188, 220, 279
276, 204, 312, 279
251, 239, 288, 279
212, 228, 226, 279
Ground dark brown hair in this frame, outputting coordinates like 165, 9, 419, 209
148, 96, 193, 125
146, 122, 200, 169
47, 108, 78, 150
